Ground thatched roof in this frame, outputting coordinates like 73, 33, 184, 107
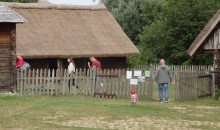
5, 2, 139, 59
187, 9, 220, 56
0, 3, 26, 23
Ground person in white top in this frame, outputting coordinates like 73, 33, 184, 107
67, 58, 78, 90
68, 58, 75, 75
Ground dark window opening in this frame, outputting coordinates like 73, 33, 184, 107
49, 58, 57, 76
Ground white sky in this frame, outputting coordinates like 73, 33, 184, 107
47, 0, 100, 5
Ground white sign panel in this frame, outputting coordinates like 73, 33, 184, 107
126, 71, 132, 79
134, 70, 142, 77
130, 79, 138, 85
138, 76, 145, 82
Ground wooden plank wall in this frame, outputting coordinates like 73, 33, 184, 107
0, 23, 16, 92
203, 27, 220, 50
201, 25, 220, 89
214, 51, 220, 88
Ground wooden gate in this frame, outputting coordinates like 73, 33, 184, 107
175, 70, 212, 101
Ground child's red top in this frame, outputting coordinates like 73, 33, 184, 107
130, 90, 136, 94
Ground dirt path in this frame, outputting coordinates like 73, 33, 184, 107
44, 116, 220, 130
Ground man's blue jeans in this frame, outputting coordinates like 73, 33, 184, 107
158, 83, 168, 102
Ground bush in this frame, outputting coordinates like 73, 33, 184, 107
215, 87, 220, 100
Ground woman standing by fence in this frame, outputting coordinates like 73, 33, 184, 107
67, 58, 78, 90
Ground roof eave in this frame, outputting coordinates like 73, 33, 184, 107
21, 53, 140, 59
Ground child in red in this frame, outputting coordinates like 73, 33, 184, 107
130, 90, 138, 104
16, 55, 24, 68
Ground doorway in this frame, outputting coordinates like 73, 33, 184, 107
49, 58, 58, 76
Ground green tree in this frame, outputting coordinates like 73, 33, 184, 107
104, 0, 164, 66
102, 0, 119, 12
140, 0, 220, 65
110, 0, 144, 44
128, 0, 165, 65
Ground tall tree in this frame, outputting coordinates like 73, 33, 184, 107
102, 0, 119, 12
110, 0, 144, 44
140, 0, 220, 65
104, 0, 164, 65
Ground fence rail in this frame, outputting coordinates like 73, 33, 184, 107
137, 65, 212, 79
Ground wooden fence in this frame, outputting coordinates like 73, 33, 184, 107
17, 65, 214, 101
17, 67, 154, 98
175, 70, 212, 101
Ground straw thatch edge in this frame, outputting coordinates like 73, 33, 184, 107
20, 53, 139, 59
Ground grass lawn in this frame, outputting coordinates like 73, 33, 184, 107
0, 84, 220, 130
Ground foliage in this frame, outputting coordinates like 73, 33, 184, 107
0, 0, 38, 3
109, 0, 144, 44
215, 87, 220, 100
103, 0, 164, 66
104, 0, 220, 66
104, 0, 164, 46
140, 0, 220, 65
102, 0, 119, 12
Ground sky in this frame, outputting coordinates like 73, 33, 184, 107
47, 0, 100, 5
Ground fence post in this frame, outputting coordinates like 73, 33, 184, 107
51, 69, 55, 95
54, 69, 59, 96
175, 69, 179, 101
63, 69, 67, 95
91, 69, 96, 95
16, 70, 20, 93
210, 68, 215, 97
147, 65, 154, 100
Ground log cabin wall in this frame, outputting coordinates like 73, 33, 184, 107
0, 23, 16, 92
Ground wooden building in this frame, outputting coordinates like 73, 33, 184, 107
5, 2, 139, 70
0, 3, 26, 92
188, 9, 220, 89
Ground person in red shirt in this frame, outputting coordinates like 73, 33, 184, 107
16, 55, 24, 68
88, 57, 101, 69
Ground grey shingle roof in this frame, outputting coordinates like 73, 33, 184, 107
0, 3, 26, 23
